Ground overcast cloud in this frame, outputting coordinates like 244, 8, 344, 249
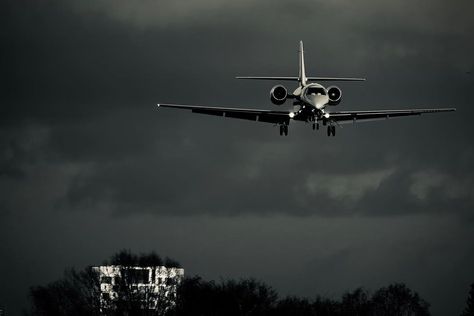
1, 0, 473, 315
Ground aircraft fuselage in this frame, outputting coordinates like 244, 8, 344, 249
291, 83, 330, 122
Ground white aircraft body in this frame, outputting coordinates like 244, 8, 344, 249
158, 41, 455, 136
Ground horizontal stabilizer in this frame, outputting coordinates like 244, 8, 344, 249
308, 77, 366, 81
236, 76, 299, 81
236, 76, 366, 82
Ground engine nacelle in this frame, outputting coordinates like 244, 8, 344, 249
327, 86, 342, 106
270, 85, 288, 105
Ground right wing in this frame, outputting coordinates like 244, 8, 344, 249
157, 103, 291, 124
327, 108, 456, 124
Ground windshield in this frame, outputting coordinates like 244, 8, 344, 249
306, 87, 326, 96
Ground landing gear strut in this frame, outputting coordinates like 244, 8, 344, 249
279, 124, 289, 136
327, 125, 336, 137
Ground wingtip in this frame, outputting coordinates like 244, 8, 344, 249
439, 107, 456, 112
157, 103, 161, 108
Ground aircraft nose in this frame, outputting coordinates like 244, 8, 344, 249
310, 94, 327, 109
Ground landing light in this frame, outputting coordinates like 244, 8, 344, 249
289, 112, 295, 118
324, 113, 330, 119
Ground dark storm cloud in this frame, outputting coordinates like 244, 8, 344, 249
1, 0, 474, 315
1, 0, 472, 220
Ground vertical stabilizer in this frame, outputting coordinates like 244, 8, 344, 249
298, 41, 307, 86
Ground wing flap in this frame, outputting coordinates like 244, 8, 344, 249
192, 109, 224, 117
225, 111, 258, 121
158, 103, 290, 124
328, 108, 456, 124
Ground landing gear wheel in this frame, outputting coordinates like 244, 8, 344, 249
279, 125, 283, 136
327, 125, 336, 137
284, 125, 289, 136
316, 123, 319, 130
312, 123, 316, 130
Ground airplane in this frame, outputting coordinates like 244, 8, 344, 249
157, 41, 455, 136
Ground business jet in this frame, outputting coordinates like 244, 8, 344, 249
157, 41, 455, 136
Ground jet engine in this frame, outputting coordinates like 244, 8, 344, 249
270, 85, 288, 105
327, 86, 342, 105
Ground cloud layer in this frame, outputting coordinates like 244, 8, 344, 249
1, 0, 474, 315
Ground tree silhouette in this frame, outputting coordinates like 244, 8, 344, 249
105, 249, 181, 268
173, 277, 278, 316
29, 268, 101, 316
340, 287, 372, 316
371, 283, 430, 316
311, 296, 341, 316
461, 283, 474, 316
29, 250, 181, 316
29, 253, 434, 316
273, 296, 313, 316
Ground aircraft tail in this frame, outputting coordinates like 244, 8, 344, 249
235, 41, 366, 83
298, 40, 307, 86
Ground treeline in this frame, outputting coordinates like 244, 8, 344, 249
176, 277, 429, 316
104, 250, 181, 269
28, 250, 474, 316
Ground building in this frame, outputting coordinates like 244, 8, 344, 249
93, 265, 184, 312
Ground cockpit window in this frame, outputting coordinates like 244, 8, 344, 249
306, 87, 326, 96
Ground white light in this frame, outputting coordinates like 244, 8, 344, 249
324, 113, 330, 119
289, 112, 295, 118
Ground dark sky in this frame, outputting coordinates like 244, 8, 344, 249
1, 0, 474, 315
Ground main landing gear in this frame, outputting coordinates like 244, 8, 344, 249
279, 124, 289, 136
327, 125, 336, 137
312, 123, 319, 130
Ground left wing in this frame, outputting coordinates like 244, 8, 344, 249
157, 103, 291, 124
327, 108, 456, 124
